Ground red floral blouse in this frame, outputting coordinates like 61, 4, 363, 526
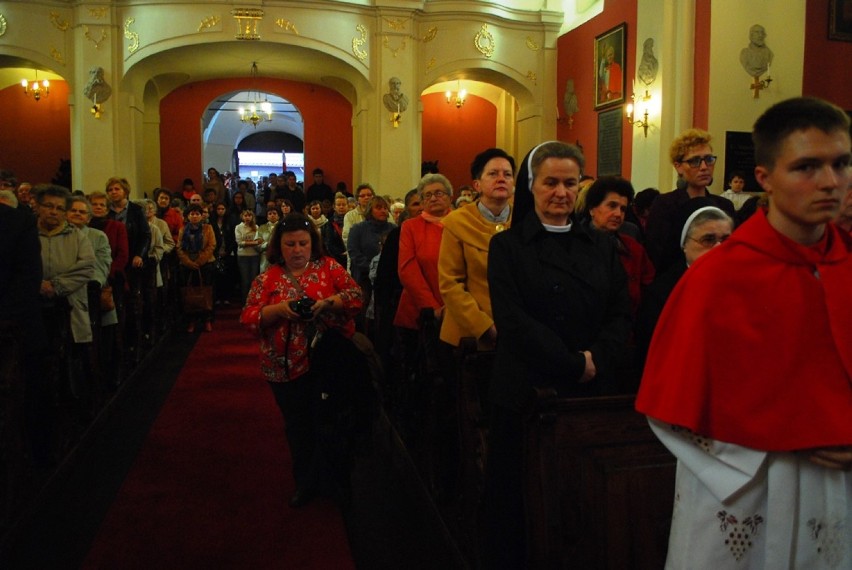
240, 257, 362, 382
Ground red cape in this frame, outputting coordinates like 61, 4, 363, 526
636, 209, 852, 451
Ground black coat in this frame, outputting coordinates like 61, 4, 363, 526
487, 212, 631, 411
109, 200, 150, 264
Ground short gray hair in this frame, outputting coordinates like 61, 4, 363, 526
417, 173, 453, 198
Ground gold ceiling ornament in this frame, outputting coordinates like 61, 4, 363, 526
426, 57, 436, 72
352, 24, 368, 62
0, 14, 6, 38
421, 27, 438, 43
232, 8, 263, 40
51, 47, 65, 65
275, 19, 299, 35
124, 17, 139, 54
50, 11, 70, 31
88, 7, 108, 19
382, 35, 407, 58
84, 25, 108, 50
382, 17, 409, 31
198, 15, 220, 32
526, 36, 540, 51
526, 71, 537, 85
474, 24, 495, 58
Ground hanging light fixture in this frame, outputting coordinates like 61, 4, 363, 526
22, 70, 50, 102
445, 81, 467, 108
238, 62, 272, 127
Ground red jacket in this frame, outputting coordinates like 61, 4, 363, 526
637, 210, 852, 450
394, 215, 444, 330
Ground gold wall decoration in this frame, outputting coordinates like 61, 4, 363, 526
124, 18, 139, 54
275, 19, 299, 35
526, 37, 540, 51
422, 27, 437, 43
88, 7, 108, 19
474, 24, 495, 58
84, 25, 108, 50
382, 35, 406, 58
51, 48, 65, 65
526, 71, 537, 85
352, 24, 368, 62
0, 14, 6, 38
426, 57, 436, 72
198, 16, 220, 32
50, 11, 70, 31
232, 8, 263, 40
382, 17, 408, 31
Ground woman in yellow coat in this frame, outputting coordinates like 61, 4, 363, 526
438, 148, 515, 350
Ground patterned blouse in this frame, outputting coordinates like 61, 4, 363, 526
240, 257, 362, 382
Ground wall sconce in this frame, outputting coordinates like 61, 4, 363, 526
91, 93, 103, 119
22, 70, 49, 101
750, 74, 772, 98
626, 89, 652, 138
391, 110, 401, 128
556, 106, 574, 129
445, 81, 467, 108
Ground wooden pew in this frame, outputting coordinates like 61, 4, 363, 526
454, 338, 495, 568
523, 390, 675, 569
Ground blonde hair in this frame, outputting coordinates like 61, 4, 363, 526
669, 129, 712, 165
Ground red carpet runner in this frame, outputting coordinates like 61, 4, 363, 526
83, 306, 355, 569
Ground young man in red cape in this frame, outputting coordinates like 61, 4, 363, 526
636, 97, 852, 569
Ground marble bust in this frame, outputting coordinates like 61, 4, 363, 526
382, 76, 409, 113
740, 24, 774, 77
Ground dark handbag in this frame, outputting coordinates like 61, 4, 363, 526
100, 284, 115, 311
180, 269, 213, 313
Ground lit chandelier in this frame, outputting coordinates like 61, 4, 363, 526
22, 70, 50, 101
445, 81, 467, 108
239, 62, 272, 128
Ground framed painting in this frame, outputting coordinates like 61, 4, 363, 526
594, 23, 627, 110
830, 0, 852, 41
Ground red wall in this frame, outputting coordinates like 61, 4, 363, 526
160, 78, 353, 192
421, 92, 497, 191
0, 80, 71, 186
804, 0, 852, 110
693, 0, 711, 128
556, 2, 638, 178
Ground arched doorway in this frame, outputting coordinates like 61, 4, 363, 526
201, 90, 305, 184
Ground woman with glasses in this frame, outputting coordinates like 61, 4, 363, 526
644, 129, 736, 273
636, 204, 733, 368
240, 213, 363, 508
394, 174, 453, 336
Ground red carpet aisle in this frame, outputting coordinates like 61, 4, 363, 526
82, 306, 355, 569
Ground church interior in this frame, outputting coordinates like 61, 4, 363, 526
1, 0, 850, 567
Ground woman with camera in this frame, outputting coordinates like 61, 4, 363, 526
240, 213, 363, 508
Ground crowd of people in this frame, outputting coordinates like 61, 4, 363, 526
2, 95, 850, 568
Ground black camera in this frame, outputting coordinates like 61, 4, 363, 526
289, 297, 316, 319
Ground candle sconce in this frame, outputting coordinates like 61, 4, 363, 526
626, 89, 652, 138
750, 74, 772, 98
391, 110, 401, 128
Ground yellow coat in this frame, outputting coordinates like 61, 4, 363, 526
438, 201, 510, 348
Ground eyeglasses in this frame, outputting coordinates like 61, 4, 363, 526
680, 155, 717, 168
0, 182, 13, 189
421, 190, 447, 200
689, 233, 730, 248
